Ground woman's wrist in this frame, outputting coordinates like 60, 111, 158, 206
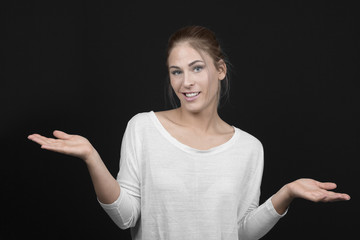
271, 184, 295, 215
282, 183, 296, 200
83, 147, 101, 166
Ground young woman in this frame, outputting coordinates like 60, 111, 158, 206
28, 26, 350, 240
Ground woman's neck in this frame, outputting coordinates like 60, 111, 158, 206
175, 106, 222, 134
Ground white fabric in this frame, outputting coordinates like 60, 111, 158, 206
99, 111, 286, 240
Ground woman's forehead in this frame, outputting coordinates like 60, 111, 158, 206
168, 43, 210, 65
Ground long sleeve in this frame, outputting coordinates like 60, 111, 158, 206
238, 197, 286, 240
238, 144, 287, 240
99, 117, 141, 229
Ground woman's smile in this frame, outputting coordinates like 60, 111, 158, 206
183, 92, 201, 101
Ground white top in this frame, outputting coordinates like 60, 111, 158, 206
99, 111, 286, 240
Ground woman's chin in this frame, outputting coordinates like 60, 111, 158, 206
179, 103, 202, 113
179, 102, 215, 115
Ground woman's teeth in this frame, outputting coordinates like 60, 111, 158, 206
185, 92, 199, 97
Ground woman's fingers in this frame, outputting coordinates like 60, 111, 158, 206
28, 131, 71, 146
28, 134, 55, 146
53, 130, 72, 140
28, 131, 94, 160
316, 181, 350, 201
290, 178, 350, 203
339, 193, 351, 201
40, 141, 67, 154
28, 133, 68, 154
323, 191, 351, 202
29, 134, 74, 155
317, 181, 337, 190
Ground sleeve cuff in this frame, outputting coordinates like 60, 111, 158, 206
266, 196, 288, 218
98, 188, 124, 209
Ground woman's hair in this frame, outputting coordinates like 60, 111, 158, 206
165, 25, 231, 109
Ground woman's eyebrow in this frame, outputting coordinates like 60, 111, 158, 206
189, 60, 204, 66
169, 60, 204, 69
169, 65, 180, 69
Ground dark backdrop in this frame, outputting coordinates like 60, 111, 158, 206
2, 0, 359, 239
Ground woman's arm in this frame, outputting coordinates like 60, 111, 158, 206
28, 130, 120, 204
271, 178, 351, 215
238, 179, 350, 240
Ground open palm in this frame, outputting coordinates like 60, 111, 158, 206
28, 130, 94, 161
288, 178, 350, 202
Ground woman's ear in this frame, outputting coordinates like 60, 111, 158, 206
217, 59, 227, 80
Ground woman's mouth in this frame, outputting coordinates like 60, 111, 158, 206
183, 92, 200, 101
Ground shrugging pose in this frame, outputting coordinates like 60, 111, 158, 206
28, 26, 350, 240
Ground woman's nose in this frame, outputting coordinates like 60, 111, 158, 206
183, 72, 195, 87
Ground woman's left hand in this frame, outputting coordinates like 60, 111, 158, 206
286, 178, 350, 202
272, 178, 350, 215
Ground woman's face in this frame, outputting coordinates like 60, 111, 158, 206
168, 42, 226, 114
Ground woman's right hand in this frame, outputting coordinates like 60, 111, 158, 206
28, 130, 121, 204
28, 130, 95, 162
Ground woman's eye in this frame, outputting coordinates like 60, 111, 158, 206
193, 66, 203, 72
171, 70, 182, 76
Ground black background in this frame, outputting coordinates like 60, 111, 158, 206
2, 0, 359, 239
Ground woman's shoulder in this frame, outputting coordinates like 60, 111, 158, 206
153, 109, 177, 121
126, 110, 177, 130
126, 111, 155, 128
234, 127, 263, 150
129, 109, 174, 120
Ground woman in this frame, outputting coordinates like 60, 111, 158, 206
28, 26, 350, 240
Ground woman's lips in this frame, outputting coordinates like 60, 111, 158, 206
183, 92, 200, 101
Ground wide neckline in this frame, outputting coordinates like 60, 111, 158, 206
149, 111, 239, 155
